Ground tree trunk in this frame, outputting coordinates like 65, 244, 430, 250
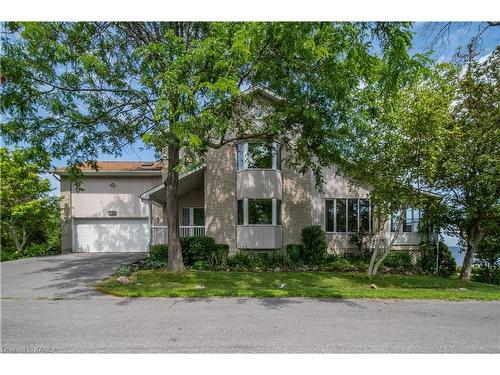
459, 226, 482, 281
165, 143, 184, 272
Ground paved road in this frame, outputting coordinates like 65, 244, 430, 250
1, 254, 499, 353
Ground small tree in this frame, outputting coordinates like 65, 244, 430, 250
0, 147, 60, 256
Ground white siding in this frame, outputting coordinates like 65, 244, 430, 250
71, 176, 161, 218
237, 225, 282, 249
236, 170, 282, 199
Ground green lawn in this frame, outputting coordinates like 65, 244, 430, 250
96, 270, 500, 300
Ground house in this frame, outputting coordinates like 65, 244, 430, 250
55, 90, 430, 254
55, 151, 429, 254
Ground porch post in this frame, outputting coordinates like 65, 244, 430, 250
148, 199, 153, 248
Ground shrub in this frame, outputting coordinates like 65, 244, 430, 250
149, 244, 168, 262
417, 241, 457, 277
286, 244, 304, 263
181, 236, 218, 266
115, 264, 134, 276
263, 249, 293, 271
383, 251, 413, 273
207, 243, 229, 270
301, 225, 327, 265
323, 256, 352, 271
472, 230, 500, 285
228, 251, 263, 271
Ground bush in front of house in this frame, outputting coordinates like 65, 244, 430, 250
417, 241, 457, 277
286, 244, 304, 264
228, 251, 265, 271
301, 225, 327, 265
181, 236, 218, 266
149, 244, 168, 263
383, 251, 413, 273
262, 249, 294, 271
149, 237, 229, 270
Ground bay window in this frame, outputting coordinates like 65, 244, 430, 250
237, 198, 282, 225
236, 142, 282, 171
325, 198, 371, 233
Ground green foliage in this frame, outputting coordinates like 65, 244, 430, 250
98, 270, 500, 300
149, 244, 168, 263
417, 242, 457, 277
262, 249, 293, 271
0, 147, 60, 260
301, 225, 327, 265
148, 238, 229, 270
115, 264, 134, 277
286, 244, 304, 263
472, 221, 500, 285
228, 251, 264, 271
383, 251, 413, 273
181, 236, 217, 266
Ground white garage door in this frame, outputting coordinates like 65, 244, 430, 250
74, 218, 148, 252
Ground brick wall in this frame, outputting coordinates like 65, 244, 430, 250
204, 144, 237, 252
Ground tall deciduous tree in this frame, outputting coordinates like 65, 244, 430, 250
0, 147, 60, 256
1, 22, 417, 271
428, 45, 500, 281
341, 62, 454, 276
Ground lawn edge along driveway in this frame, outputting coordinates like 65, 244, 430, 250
96, 270, 500, 301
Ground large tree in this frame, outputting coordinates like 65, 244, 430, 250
1, 22, 417, 271
428, 45, 500, 281
340, 60, 453, 276
0, 147, 60, 257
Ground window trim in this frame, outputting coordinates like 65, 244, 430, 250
237, 198, 282, 226
181, 207, 205, 226
236, 141, 282, 172
324, 198, 371, 234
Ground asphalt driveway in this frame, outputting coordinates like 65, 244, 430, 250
1, 254, 499, 353
1, 253, 146, 299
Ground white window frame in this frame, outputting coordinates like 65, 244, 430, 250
238, 198, 282, 226
181, 207, 205, 226
236, 141, 281, 171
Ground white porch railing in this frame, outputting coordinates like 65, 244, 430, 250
150, 226, 206, 245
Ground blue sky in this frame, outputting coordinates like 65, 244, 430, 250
34, 22, 499, 248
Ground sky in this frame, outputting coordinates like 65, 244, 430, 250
14, 22, 498, 248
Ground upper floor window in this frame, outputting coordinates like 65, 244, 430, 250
237, 142, 282, 171
391, 208, 422, 233
325, 198, 371, 233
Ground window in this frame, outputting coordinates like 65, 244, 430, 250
325, 200, 335, 232
237, 198, 282, 225
237, 200, 244, 225
391, 208, 423, 233
181, 207, 205, 226
347, 199, 358, 232
359, 199, 370, 232
336, 199, 347, 232
236, 142, 282, 171
193, 208, 205, 226
325, 198, 371, 233
247, 143, 273, 169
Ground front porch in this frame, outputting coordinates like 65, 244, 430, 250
140, 167, 206, 247
151, 225, 206, 245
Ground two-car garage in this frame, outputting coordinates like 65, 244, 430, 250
73, 218, 149, 253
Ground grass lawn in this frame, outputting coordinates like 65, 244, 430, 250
96, 270, 500, 300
